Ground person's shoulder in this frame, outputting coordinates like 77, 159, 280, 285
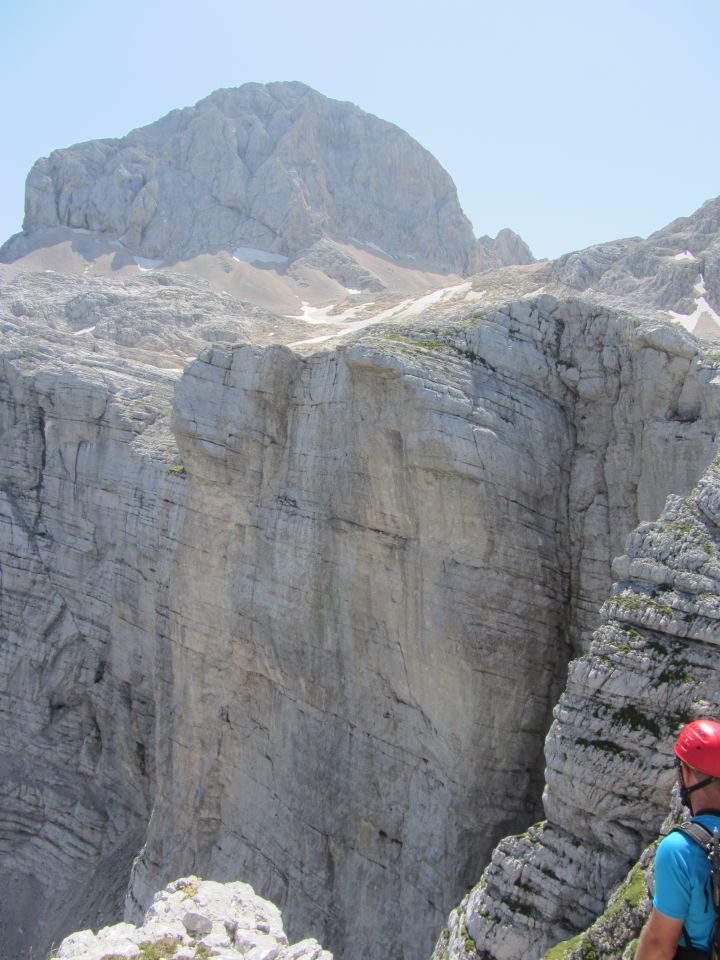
657, 825, 705, 862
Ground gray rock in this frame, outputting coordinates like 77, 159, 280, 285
288, 238, 385, 292
54, 876, 331, 960
13, 82, 479, 274
546, 196, 720, 318
182, 911, 213, 937
1, 274, 719, 960
473, 227, 535, 272
434, 456, 720, 959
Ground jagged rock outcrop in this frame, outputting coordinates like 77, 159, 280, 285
1, 276, 719, 960
53, 876, 331, 960
545, 196, 720, 320
473, 228, 534, 273
433, 454, 720, 960
7, 82, 478, 273
287, 238, 386, 292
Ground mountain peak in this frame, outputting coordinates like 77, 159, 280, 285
23, 82, 481, 273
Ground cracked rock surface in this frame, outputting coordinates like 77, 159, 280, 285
1, 283, 719, 960
54, 875, 332, 960
432, 455, 720, 960
9, 82, 478, 274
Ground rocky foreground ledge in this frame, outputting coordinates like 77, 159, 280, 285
54, 876, 332, 960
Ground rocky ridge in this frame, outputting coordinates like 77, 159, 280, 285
473, 228, 534, 273
53, 876, 331, 960
542, 196, 720, 331
432, 454, 720, 960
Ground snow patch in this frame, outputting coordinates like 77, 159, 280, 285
289, 282, 473, 347
73, 325, 96, 336
134, 256, 163, 270
233, 247, 289, 265
669, 295, 720, 334
366, 241, 391, 257
695, 273, 707, 295
673, 250, 697, 261
286, 300, 371, 325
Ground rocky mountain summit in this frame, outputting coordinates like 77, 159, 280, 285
1, 82, 530, 280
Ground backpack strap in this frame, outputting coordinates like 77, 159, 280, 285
671, 822, 720, 959
674, 822, 715, 852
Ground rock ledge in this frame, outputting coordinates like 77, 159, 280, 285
54, 876, 332, 960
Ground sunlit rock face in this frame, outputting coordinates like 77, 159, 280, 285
0, 287, 718, 960
15, 81, 478, 274
546, 195, 720, 325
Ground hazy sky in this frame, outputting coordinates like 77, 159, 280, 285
2, 0, 718, 260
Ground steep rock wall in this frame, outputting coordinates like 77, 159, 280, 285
123, 299, 720, 958
0, 295, 718, 960
434, 455, 720, 960
0, 348, 184, 959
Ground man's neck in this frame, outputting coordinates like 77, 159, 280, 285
690, 788, 720, 815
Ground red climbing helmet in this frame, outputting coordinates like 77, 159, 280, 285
674, 719, 720, 778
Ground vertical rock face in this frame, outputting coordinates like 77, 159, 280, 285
0, 292, 719, 960
126, 333, 576, 957
0, 348, 184, 959
435, 456, 720, 960
17, 82, 478, 274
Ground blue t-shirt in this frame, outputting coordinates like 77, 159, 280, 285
654, 813, 720, 950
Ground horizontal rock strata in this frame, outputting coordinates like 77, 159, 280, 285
1, 287, 719, 960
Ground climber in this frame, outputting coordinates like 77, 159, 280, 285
635, 719, 720, 960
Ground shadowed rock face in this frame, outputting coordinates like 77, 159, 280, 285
1, 281, 718, 960
432, 459, 720, 960
15, 82, 478, 274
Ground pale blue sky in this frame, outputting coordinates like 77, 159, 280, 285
1, 0, 718, 260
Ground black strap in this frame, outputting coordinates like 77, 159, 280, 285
675, 946, 710, 959
675, 822, 715, 852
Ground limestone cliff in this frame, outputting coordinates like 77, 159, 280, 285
9, 82, 478, 273
432, 454, 720, 960
1, 271, 719, 960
